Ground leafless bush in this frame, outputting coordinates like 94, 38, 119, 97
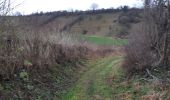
123, 24, 157, 73
123, 0, 170, 75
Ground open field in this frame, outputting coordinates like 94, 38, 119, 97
82, 35, 128, 46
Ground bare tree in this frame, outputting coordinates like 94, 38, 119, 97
0, 0, 11, 35
0, 0, 11, 15
90, 3, 99, 10
13, 11, 22, 16
144, 0, 170, 67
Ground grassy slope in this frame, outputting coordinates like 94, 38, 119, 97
11, 13, 121, 36
13, 11, 140, 37
83, 35, 127, 46
14, 12, 124, 36
70, 13, 122, 36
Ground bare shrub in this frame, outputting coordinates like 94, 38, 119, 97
123, 0, 170, 75
123, 24, 157, 73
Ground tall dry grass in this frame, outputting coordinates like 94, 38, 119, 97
0, 28, 88, 79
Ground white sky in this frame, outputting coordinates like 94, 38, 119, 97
13, 0, 143, 14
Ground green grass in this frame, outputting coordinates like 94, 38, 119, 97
62, 55, 159, 100
82, 35, 127, 46
63, 56, 122, 100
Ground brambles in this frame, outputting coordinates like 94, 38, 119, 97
19, 70, 29, 81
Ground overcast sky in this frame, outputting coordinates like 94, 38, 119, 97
13, 0, 143, 14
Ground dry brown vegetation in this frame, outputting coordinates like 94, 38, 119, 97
0, 31, 87, 76
0, 1, 130, 98
0, 15, 93, 98
0, 26, 126, 99
123, 0, 170, 81
1, 0, 170, 99
0, 16, 122, 99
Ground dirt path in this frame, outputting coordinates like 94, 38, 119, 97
63, 55, 123, 100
